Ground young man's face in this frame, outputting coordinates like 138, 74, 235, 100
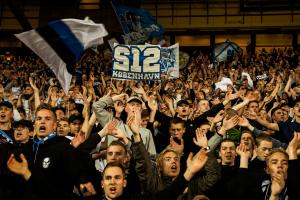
248, 102, 259, 113
0, 106, 13, 123
55, 110, 65, 121
266, 152, 288, 180
106, 145, 128, 165
198, 100, 210, 114
176, 104, 190, 116
220, 141, 236, 166
256, 140, 272, 161
240, 132, 254, 150
14, 126, 32, 144
293, 102, 300, 117
125, 101, 142, 116
162, 151, 180, 178
34, 109, 57, 139
272, 109, 284, 123
57, 120, 70, 136
101, 166, 127, 200
141, 116, 150, 128
169, 123, 185, 139
69, 119, 82, 135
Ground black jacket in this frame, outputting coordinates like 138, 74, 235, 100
21, 135, 83, 200
103, 173, 189, 200
0, 142, 29, 200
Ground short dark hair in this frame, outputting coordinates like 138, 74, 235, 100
220, 138, 236, 147
248, 100, 259, 106
271, 107, 282, 117
109, 140, 128, 155
58, 117, 69, 123
255, 134, 272, 147
35, 103, 57, 121
102, 161, 126, 178
170, 117, 185, 128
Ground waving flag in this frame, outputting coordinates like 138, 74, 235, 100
15, 18, 108, 93
111, 0, 164, 45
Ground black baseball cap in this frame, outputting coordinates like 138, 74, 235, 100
68, 114, 84, 124
0, 101, 13, 110
177, 99, 190, 107
13, 119, 34, 131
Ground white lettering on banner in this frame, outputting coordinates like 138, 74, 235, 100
112, 71, 160, 80
112, 44, 161, 81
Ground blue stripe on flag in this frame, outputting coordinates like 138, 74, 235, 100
48, 20, 84, 61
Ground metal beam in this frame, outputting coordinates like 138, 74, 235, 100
6, 0, 32, 31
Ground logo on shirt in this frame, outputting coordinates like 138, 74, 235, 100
42, 157, 51, 168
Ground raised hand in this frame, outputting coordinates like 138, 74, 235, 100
184, 149, 208, 181
29, 77, 39, 92
243, 110, 257, 120
270, 172, 285, 198
286, 132, 300, 160
222, 115, 239, 131
133, 85, 146, 96
109, 127, 129, 145
127, 109, 141, 136
211, 110, 225, 124
164, 96, 173, 106
80, 182, 96, 197
236, 144, 251, 168
147, 95, 158, 111
170, 136, 184, 155
112, 93, 128, 102
98, 119, 118, 138
71, 131, 86, 148
236, 144, 251, 159
225, 90, 238, 102
193, 128, 208, 148
114, 100, 125, 114
7, 153, 31, 180
244, 91, 258, 102
238, 116, 250, 128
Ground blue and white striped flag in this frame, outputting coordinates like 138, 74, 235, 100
15, 18, 108, 94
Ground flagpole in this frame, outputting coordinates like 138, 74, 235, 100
110, 0, 126, 33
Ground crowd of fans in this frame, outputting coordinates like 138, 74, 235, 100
0, 46, 300, 200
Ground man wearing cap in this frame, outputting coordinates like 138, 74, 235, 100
0, 101, 14, 144
93, 94, 156, 155
13, 119, 34, 144
0, 119, 33, 200
68, 114, 84, 137
6, 103, 95, 199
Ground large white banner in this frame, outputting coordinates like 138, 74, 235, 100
112, 43, 179, 80
112, 44, 161, 80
